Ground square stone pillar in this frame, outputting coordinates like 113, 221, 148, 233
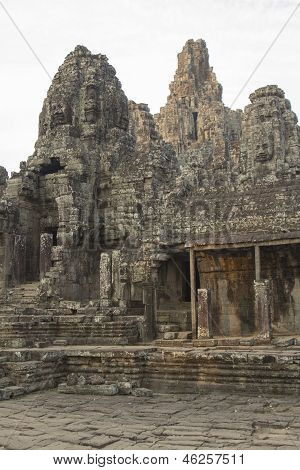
40, 233, 53, 280
14, 234, 26, 284
111, 250, 121, 305
254, 280, 272, 340
197, 288, 212, 338
100, 252, 112, 307
189, 247, 197, 339
143, 286, 156, 341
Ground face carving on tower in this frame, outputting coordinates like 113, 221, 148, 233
50, 98, 72, 128
34, 45, 129, 152
84, 85, 99, 123
254, 128, 274, 163
239, 86, 300, 183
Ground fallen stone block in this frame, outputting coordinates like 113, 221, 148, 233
77, 375, 87, 386
89, 374, 105, 385
273, 337, 295, 347
132, 388, 153, 397
58, 383, 119, 396
66, 373, 78, 386
117, 381, 133, 395
0, 386, 25, 400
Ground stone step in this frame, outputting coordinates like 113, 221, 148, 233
53, 340, 68, 346
157, 324, 180, 333
154, 339, 194, 347
159, 302, 191, 310
163, 331, 192, 340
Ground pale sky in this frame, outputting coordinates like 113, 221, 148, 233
0, 0, 299, 174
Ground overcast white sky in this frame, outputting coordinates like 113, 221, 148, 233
0, 0, 299, 174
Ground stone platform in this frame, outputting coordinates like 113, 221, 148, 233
1, 343, 299, 400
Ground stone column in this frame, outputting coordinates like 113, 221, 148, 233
254, 280, 272, 340
197, 288, 212, 338
14, 234, 26, 284
40, 233, 53, 280
100, 252, 112, 307
189, 247, 197, 339
151, 264, 160, 333
143, 285, 155, 341
254, 245, 261, 281
111, 250, 121, 305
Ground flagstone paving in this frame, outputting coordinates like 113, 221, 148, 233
0, 390, 299, 450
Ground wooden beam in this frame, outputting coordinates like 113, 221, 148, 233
255, 245, 261, 281
192, 237, 300, 251
189, 246, 197, 339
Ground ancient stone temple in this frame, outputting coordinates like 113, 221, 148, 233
0, 39, 299, 400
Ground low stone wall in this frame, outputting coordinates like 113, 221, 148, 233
65, 346, 300, 395
144, 348, 300, 394
1, 345, 299, 400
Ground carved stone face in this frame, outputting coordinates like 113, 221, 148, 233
84, 85, 98, 123
50, 100, 72, 128
39, 112, 48, 136
254, 129, 274, 163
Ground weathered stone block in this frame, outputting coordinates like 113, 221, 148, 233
163, 332, 176, 340
58, 383, 119, 396
132, 387, 153, 397
117, 381, 133, 395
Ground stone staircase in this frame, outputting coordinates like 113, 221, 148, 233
0, 312, 140, 348
6, 282, 39, 307
156, 303, 192, 342
0, 283, 141, 347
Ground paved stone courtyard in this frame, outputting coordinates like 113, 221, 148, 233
0, 390, 299, 450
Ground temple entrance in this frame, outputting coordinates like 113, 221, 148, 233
196, 248, 255, 336
261, 244, 300, 334
156, 252, 197, 340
